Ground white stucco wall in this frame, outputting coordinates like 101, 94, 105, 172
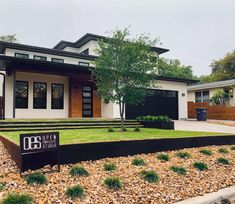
5, 72, 69, 119
102, 80, 188, 119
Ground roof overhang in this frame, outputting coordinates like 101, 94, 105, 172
156, 76, 199, 84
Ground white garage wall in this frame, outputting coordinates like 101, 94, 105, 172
5, 71, 69, 119
102, 80, 188, 119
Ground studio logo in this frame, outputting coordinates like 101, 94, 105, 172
23, 136, 42, 150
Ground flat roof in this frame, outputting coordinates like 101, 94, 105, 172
188, 78, 235, 91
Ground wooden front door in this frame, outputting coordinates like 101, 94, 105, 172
82, 85, 93, 117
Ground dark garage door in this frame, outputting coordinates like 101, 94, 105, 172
126, 89, 179, 120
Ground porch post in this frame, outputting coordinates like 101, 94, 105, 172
13, 70, 16, 118
0, 73, 5, 119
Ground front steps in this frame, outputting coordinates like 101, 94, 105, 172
0, 119, 142, 132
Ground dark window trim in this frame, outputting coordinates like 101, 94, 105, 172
79, 62, 90, 66
81, 48, 89, 55
14, 53, 29, 59
51, 83, 64, 109
33, 55, 47, 61
15, 80, 29, 109
51, 58, 64, 63
33, 82, 47, 109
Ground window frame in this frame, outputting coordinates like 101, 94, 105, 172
79, 62, 90, 66
14, 53, 29, 59
15, 80, 29, 109
195, 91, 202, 103
51, 58, 64, 63
202, 91, 209, 102
33, 55, 47, 61
51, 83, 64, 109
33, 82, 47, 109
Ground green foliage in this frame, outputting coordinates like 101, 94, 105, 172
1, 193, 33, 204
218, 148, 229, 154
193, 162, 208, 171
104, 177, 122, 190
107, 127, 114, 132
141, 170, 159, 183
138, 115, 170, 122
199, 149, 212, 156
158, 58, 195, 79
0, 182, 6, 191
134, 127, 140, 132
157, 153, 170, 161
0, 34, 18, 43
25, 172, 47, 185
217, 157, 230, 165
176, 151, 191, 159
132, 158, 146, 166
104, 163, 117, 171
230, 146, 235, 150
66, 184, 84, 199
70, 166, 89, 177
209, 90, 231, 106
93, 27, 159, 131
170, 166, 187, 175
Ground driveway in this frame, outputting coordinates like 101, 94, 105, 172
174, 120, 235, 134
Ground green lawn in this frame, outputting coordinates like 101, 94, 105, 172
0, 128, 227, 145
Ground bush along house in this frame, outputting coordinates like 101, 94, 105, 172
0, 33, 197, 120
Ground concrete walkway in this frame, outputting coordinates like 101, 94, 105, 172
175, 120, 235, 134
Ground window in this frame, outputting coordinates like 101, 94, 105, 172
202, 91, 209, 102
51, 84, 64, 109
15, 53, 29, 59
34, 55, 47, 61
51, 58, 64, 63
15, 81, 28, 108
79, 62, 89, 66
81, 48, 89, 55
33, 82, 47, 109
195, 92, 202, 102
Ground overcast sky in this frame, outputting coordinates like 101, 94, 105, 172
0, 0, 234, 76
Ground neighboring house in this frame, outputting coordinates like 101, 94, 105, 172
188, 79, 235, 105
0, 33, 196, 119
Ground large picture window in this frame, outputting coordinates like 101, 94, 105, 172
51, 84, 64, 109
33, 82, 47, 109
15, 81, 28, 108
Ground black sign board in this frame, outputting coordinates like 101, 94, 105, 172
20, 132, 60, 175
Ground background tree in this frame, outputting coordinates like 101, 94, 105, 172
0, 34, 18, 43
158, 58, 195, 79
93, 28, 159, 131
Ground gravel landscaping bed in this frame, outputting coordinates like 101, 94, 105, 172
0, 142, 235, 204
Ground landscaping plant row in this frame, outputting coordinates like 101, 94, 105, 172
1, 145, 235, 203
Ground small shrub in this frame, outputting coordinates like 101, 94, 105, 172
230, 146, 235, 150
218, 148, 229, 154
104, 177, 122, 190
176, 151, 191, 159
66, 184, 84, 199
141, 170, 159, 183
157, 153, 169, 161
199, 149, 212, 156
0, 182, 6, 191
193, 162, 208, 171
108, 127, 114, 132
217, 157, 230, 165
70, 166, 89, 177
141, 115, 170, 122
132, 158, 146, 166
25, 172, 47, 185
220, 198, 231, 204
1, 193, 33, 204
170, 166, 187, 175
104, 163, 117, 171
134, 127, 140, 132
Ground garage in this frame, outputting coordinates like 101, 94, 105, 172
125, 89, 179, 120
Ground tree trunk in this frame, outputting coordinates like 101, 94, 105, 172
119, 101, 125, 132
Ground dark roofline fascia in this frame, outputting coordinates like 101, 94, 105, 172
0, 41, 97, 61
53, 33, 169, 54
156, 76, 199, 84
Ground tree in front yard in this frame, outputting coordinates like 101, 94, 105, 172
209, 90, 231, 106
93, 28, 159, 131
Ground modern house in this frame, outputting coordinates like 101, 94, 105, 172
188, 79, 235, 106
0, 33, 196, 120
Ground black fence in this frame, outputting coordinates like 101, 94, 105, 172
1, 135, 235, 172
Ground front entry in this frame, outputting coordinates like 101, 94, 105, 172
82, 85, 93, 117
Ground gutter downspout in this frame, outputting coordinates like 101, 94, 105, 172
0, 73, 5, 120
